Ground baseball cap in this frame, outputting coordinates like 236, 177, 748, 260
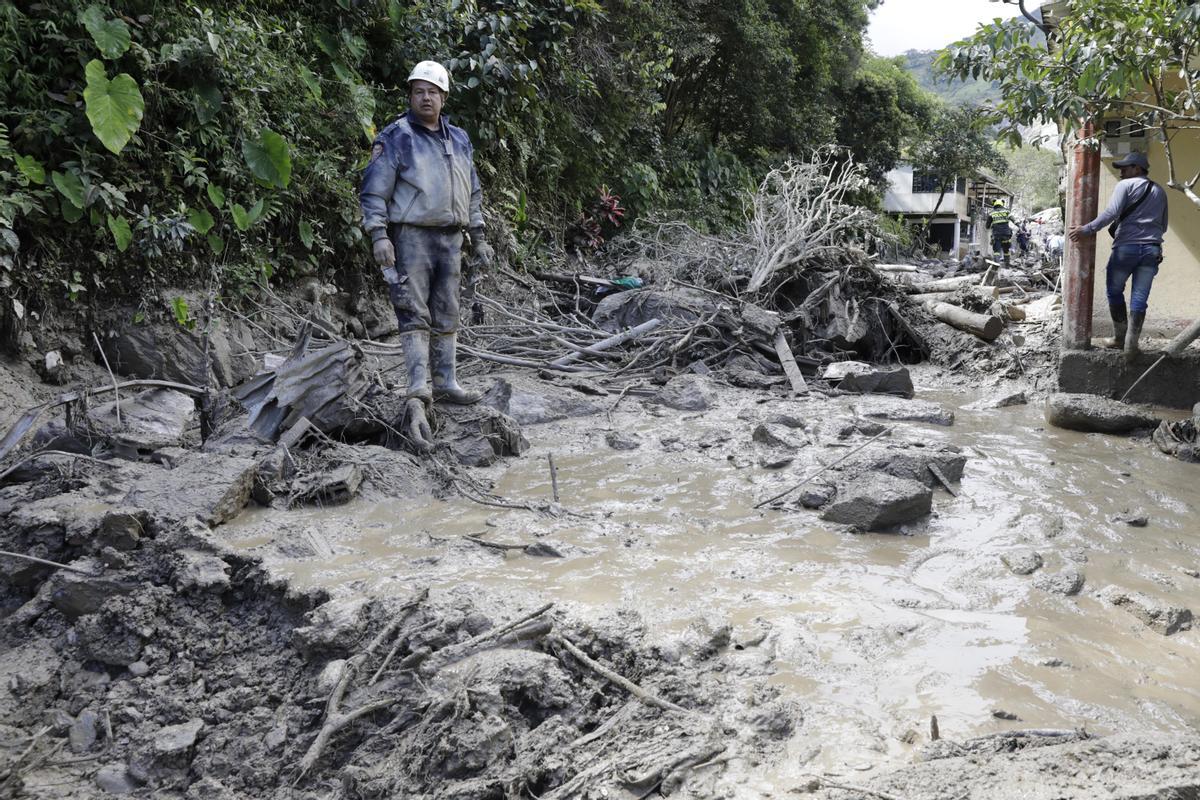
1112, 151, 1149, 169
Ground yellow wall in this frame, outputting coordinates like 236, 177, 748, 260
1090, 136, 1200, 337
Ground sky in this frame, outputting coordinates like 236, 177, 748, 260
866, 0, 1046, 57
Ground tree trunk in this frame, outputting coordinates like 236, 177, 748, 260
930, 302, 1004, 341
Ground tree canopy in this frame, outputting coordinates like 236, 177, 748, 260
937, 0, 1200, 208
1, 0, 932, 314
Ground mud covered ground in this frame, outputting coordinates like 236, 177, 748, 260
2, 284, 1199, 799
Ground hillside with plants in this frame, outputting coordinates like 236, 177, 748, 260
0, 0, 945, 331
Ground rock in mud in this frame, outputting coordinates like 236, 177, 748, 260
725, 354, 786, 390
1044, 393, 1160, 434
823, 361, 915, 398
50, 566, 136, 620
605, 430, 642, 451
653, 374, 715, 411
98, 510, 148, 551
1102, 588, 1193, 635
69, 708, 100, 753
1033, 567, 1085, 596
439, 404, 529, 466
841, 445, 967, 489
95, 763, 139, 795
965, 390, 1028, 411
798, 483, 836, 509
752, 423, 806, 450
292, 597, 370, 657
482, 378, 602, 425
124, 452, 257, 527
88, 388, 197, 454
853, 396, 955, 426
99, 325, 215, 387
1001, 550, 1044, 576
1112, 509, 1149, 527
821, 473, 932, 531
170, 549, 231, 593
592, 287, 715, 333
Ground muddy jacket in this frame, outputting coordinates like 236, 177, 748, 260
360, 111, 483, 243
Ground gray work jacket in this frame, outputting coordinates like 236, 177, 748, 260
359, 112, 483, 242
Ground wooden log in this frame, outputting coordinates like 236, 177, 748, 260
903, 275, 981, 294
909, 287, 1000, 305
930, 302, 1004, 342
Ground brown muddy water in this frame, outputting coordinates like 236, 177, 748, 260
221, 382, 1200, 787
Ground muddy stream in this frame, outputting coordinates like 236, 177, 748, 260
221, 382, 1200, 789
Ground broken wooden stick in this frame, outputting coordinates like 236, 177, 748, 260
549, 634, 691, 715
773, 330, 809, 394
927, 464, 958, 497
547, 453, 560, 502
550, 319, 662, 367
92, 332, 122, 428
0, 550, 98, 576
418, 602, 555, 677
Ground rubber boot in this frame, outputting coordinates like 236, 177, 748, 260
1124, 311, 1146, 363
400, 330, 432, 402
431, 332, 481, 404
1104, 305, 1127, 350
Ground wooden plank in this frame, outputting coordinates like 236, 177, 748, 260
773, 330, 809, 395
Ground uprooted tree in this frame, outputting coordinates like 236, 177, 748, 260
937, 0, 1200, 209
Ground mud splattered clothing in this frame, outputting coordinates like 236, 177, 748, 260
360, 112, 483, 333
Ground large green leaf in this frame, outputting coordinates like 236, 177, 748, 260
207, 233, 225, 254
14, 154, 45, 184
298, 66, 323, 102
242, 129, 292, 189
52, 170, 85, 208
206, 183, 225, 208
298, 220, 314, 249
106, 214, 132, 251
194, 85, 222, 124
79, 5, 131, 59
349, 83, 376, 143
187, 207, 215, 234
230, 203, 251, 231
246, 198, 265, 224
83, 60, 144, 154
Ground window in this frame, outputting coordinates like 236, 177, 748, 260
1104, 119, 1146, 139
911, 171, 941, 193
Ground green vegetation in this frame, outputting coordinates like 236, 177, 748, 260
1000, 144, 1062, 213
938, 0, 1200, 210
1, 0, 980, 320
901, 49, 1000, 107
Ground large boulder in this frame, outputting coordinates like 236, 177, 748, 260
592, 288, 718, 334
1044, 393, 1160, 434
98, 326, 214, 388
821, 472, 932, 531
839, 444, 967, 489
653, 374, 716, 412
481, 378, 601, 425
87, 388, 197, 453
852, 396, 955, 426
1102, 587, 1193, 636
123, 452, 257, 527
823, 361, 915, 399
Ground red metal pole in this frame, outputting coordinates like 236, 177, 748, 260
1063, 120, 1100, 350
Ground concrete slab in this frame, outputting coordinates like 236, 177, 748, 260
1058, 348, 1200, 409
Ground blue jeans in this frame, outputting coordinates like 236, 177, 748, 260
1105, 243, 1162, 313
386, 224, 463, 334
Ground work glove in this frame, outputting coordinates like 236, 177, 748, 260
404, 397, 434, 453
372, 237, 395, 268
469, 229, 495, 270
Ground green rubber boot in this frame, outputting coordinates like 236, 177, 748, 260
431, 332, 481, 404
400, 330, 432, 402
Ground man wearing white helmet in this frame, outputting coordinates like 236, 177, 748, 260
360, 60, 494, 450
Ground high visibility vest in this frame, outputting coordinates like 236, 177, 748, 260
990, 207, 1011, 225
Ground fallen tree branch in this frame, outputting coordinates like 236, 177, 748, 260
550, 319, 663, 367
295, 588, 428, 779
0, 550, 98, 576
549, 633, 692, 715
418, 602, 555, 676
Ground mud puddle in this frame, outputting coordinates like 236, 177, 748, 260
221, 385, 1200, 788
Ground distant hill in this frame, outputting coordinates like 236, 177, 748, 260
902, 49, 1001, 107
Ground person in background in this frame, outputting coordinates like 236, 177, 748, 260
1069, 151, 1168, 360
987, 199, 1013, 265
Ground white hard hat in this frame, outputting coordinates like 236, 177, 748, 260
407, 60, 450, 93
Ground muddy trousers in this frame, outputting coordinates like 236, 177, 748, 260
1105, 243, 1162, 314
385, 224, 464, 336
